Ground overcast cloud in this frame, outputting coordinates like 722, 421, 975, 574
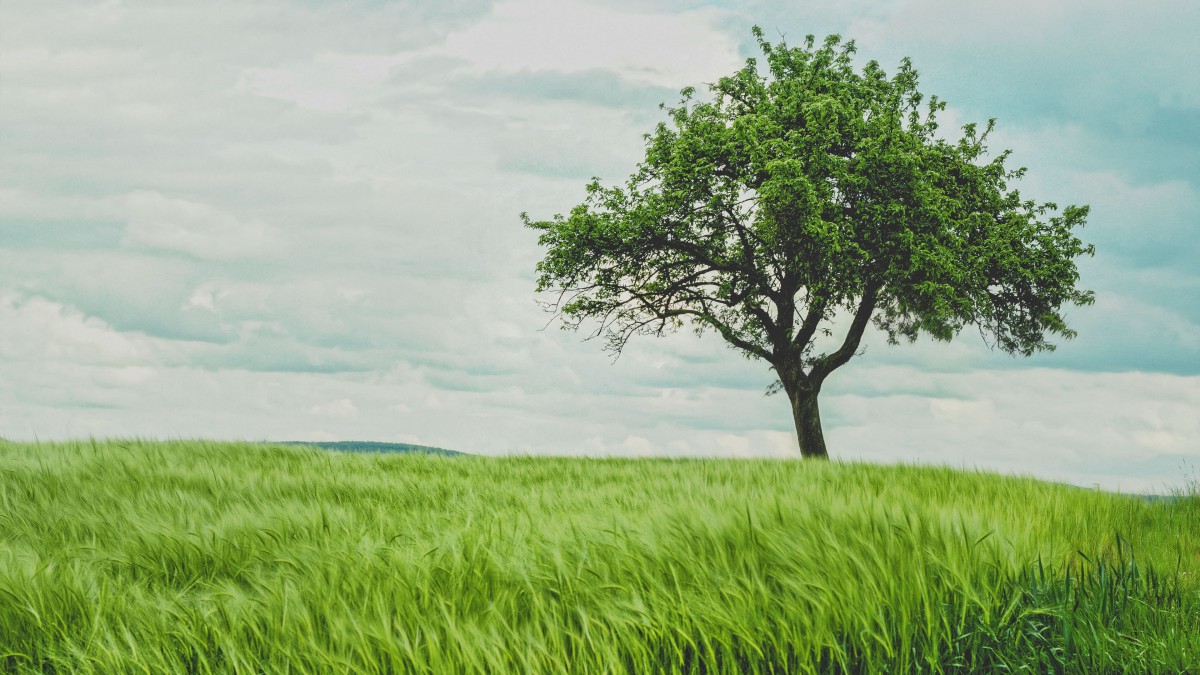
2, 0, 1197, 492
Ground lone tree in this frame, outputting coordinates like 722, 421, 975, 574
523, 29, 1094, 459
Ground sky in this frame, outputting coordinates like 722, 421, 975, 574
2, 0, 1197, 492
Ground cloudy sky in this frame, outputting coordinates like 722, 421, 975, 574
2, 0, 1197, 492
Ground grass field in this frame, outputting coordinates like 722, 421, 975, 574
1, 439, 1197, 673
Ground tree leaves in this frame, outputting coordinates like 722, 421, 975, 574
525, 27, 1094, 386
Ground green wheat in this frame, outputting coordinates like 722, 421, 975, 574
0, 439, 1197, 673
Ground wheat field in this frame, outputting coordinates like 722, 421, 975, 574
1, 439, 1197, 673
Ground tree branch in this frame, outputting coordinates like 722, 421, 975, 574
685, 309, 773, 360
810, 281, 880, 381
792, 293, 829, 353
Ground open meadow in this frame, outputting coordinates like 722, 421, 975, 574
1, 439, 1197, 673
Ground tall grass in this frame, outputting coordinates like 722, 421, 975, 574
0, 439, 1197, 673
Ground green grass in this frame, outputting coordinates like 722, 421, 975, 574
0, 439, 1197, 673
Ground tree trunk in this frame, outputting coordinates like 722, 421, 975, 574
787, 385, 828, 459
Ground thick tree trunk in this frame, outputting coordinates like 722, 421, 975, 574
786, 385, 828, 459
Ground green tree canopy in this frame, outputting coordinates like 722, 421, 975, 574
523, 28, 1095, 458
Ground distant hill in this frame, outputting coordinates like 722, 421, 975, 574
276, 441, 465, 456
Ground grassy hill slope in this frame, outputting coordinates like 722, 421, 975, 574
1, 439, 1197, 673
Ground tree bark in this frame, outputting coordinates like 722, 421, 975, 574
786, 383, 828, 459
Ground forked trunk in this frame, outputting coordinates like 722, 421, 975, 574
787, 385, 828, 459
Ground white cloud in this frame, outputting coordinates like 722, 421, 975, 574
621, 434, 657, 455
928, 397, 995, 427
304, 430, 342, 442
184, 285, 223, 313
238, 53, 412, 112
307, 398, 359, 419
90, 366, 158, 389
0, 293, 146, 366
437, 0, 742, 88
0, 187, 115, 222
826, 366, 1200, 492
122, 191, 282, 260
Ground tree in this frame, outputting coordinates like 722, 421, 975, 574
523, 28, 1095, 459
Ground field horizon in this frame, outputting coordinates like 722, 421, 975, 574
277, 440, 466, 457
2, 438, 1197, 673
